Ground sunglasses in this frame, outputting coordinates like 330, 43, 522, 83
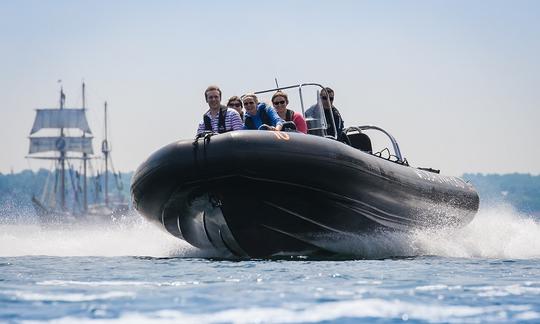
321, 96, 334, 101
273, 100, 286, 106
243, 101, 256, 106
229, 103, 242, 108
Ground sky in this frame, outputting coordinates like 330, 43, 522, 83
0, 0, 539, 176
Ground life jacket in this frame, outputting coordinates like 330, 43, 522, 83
285, 109, 294, 122
244, 104, 272, 130
203, 107, 229, 134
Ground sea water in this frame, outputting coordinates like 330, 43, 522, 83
1, 206, 539, 323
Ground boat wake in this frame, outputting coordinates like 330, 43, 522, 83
313, 204, 540, 259
0, 212, 206, 258
410, 205, 540, 259
0, 206, 538, 259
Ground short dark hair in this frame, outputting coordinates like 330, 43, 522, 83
320, 87, 334, 97
227, 96, 242, 107
205, 85, 222, 100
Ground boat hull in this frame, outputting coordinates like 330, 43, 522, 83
131, 130, 479, 257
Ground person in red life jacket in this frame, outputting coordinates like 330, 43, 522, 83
196, 85, 243, 135
242, 94, 284, 131
227, 96, 244, 121
271, 91, 308, 134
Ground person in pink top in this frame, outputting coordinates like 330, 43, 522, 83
271, 91, 308, 134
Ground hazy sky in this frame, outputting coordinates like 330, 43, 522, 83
1, 0, 539, 176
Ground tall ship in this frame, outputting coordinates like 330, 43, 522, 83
27, 83, 129, 222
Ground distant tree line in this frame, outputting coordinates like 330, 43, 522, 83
463, 173, 540, 215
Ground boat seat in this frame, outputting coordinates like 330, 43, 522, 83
346, 131, 372, 153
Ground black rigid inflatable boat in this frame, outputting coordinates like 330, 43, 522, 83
131, 83, 479, 257
132, 130, 479, 258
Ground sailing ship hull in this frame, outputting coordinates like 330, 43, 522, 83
131, 130, 479, 257
31, 200, 130, 224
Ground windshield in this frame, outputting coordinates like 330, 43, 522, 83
252, 83, 333, 138
302, 87, 328, 137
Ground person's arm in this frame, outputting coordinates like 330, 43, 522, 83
293, 112, 308, 134
266, 105, 284, 131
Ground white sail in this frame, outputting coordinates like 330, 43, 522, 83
30, 109, 92, 134
29, 136, 94, 154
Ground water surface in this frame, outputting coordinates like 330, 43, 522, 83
1, 207, 539, 323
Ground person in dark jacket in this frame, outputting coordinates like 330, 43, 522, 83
305, 87, 344, 138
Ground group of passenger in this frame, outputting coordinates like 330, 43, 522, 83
196, 85, 343, 138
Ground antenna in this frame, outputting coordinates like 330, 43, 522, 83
274, 78, 280, 89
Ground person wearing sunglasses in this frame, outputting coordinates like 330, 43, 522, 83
305, 87, 344, 139
242, 94, 284, 131
227, 96, 244, 120
196, 85, 243, 135
271, 91, 307, 134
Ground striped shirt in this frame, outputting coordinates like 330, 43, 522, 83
196, 107, 244, 135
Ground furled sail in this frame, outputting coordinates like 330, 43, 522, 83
29, 136, 94, 154
30, 109, 92, 134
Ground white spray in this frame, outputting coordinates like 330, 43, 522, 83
0, 206, 538, 259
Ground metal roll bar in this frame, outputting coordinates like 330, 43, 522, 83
252, 83, 405, 163
345, 125, 404, 162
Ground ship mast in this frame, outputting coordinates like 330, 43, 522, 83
27, 83, 95, 216
59, 87, 66, 210
102, 101, 110, 207
82, 82, 88, 212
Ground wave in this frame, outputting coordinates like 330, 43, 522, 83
26, 297, 539, 323
0, 212, 205, 257
315, 205, 540, 259
0, 206, 538, 259
409, 205, 540, 259
6, 290, 134, 302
